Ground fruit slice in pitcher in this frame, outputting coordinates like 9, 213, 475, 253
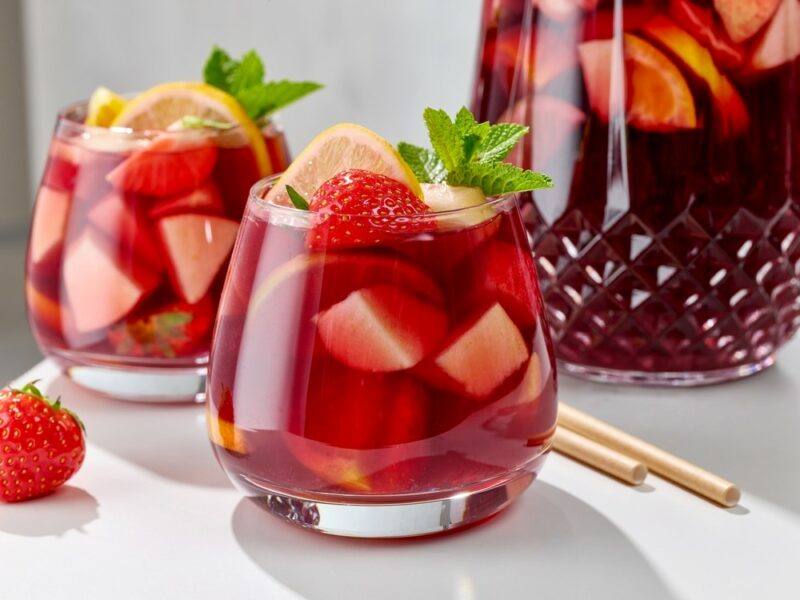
63, 230, 159, 334
714, 0, 781, 43
315, 284, 448, 372
158, 214, 239, 304
26, 282, 63, 334
29, 186, 71, 264
642, 15, 750, 136
579, 34, 697, 131
668, 0, 745, 69
747, 0, 800, 71
422, 303, 530, 399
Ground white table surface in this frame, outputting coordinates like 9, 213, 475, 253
2, 343, 799, 600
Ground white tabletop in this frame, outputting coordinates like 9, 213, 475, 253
2, 343, 798, 600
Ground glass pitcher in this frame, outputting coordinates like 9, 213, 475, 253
472, 0, 800, 385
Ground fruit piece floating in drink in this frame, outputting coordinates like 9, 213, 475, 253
25, 46, 321, 400
207, 106, 559, 537
472, 0, 800, 384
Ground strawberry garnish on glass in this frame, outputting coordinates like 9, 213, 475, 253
0, 382, 85, 503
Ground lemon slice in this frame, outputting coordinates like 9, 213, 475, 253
85, 86, 127, 127
111, 81, 270, 175
265, 123, 421, 206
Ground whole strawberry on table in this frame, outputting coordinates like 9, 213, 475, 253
0, 383, 85, 503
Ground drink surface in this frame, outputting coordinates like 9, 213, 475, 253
473, 0, 800, 375
26, 105, 289, 368
207, 192, 557, 499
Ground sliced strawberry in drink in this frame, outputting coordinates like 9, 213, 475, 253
148, 180, 224, 219
315, 284, 448, 372
43, 140, 79, 192
87, 191, 163, 271
63, 230, 159, 334
29, 187, 71, 264
579, 34, 698, 132
669, 0, 746, 70
107, 295, 214, 358
158, 214, 239, 304
748, 0, 800, 71
303, 365, 430, 449
106, 133, 218, 197
465, 240, 540, 328
420, 303, 530, 399
307, 169, 432, 250
714, 0, 781, 43
642, 15, 750, 137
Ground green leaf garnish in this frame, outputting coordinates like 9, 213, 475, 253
399, 106, 552, 197
285, 185, 310, 210
178, 115, 234, 131
397, 142, 446, 184
203, 46, 323, 122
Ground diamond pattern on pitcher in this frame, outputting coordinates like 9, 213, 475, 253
526, 198, 800, 373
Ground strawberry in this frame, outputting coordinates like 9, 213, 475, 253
106, 133, 218, 197
0, 382, 85, 503
107, 296, 214, 358
307, 169, 432, 250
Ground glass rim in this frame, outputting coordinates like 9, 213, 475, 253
248, 174, 520, 223
55, 94, 274, 139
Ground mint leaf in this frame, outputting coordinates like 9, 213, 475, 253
202, 46, 322, 121
397, 142, 446, 184
454, 107, 490, 162
423, 108, 463, 172
285, 185, 310, 210
448, 162, 553, 196
177, 115, 234, 130
228, 50, 265, 94
477, 123, 529, 163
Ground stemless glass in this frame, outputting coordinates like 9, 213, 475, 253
472, 0, 800, 385
206, 176, 558, 538
25, 99, 290, 401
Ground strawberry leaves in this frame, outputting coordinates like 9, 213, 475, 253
203, 46, 322, 122
398, 106, 552, 196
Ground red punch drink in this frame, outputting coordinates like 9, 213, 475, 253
206, 112, 557, 537
473, 0, 800, 384
25, 48, 320, 400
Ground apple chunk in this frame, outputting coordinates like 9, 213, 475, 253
29, 187, 71, 264
63, 231, 156, 333
315, 284, 447, 372
714, 0, 781, 43
748, 0, 800, 71
434, 303, 530, 398
158, 214, 239, 304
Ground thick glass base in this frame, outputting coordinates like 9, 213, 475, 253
237, 470, 536, 538
48, 348, 207, 402
559, 354, 776, 387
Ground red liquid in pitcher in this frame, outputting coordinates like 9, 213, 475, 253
473, 0, 800, 375
207, 197, 557, 498
26, 118, 289, 367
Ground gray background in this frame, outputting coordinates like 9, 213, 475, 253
0, 0, 483, 381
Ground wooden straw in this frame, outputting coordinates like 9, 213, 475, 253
558, 403, 741, 507
553, 426, 648, 485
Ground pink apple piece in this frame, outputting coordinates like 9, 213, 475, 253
714, 0, 781, 43
748, 0, 800, 71
434, 303, 530, 398
315, 284, 448, 372
158, 214, 239, 303
30, 187, 71, 263
63, 230, 153, 333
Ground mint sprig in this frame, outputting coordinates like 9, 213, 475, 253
285, 185, 310, 210
203, 46, 322, 122
398, 106, 552, 196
